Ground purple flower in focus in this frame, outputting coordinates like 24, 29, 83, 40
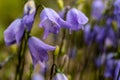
66, 8, 88, 31
92, 0, 104, 20
23, 0, 36, 31
53, 73, 68, 80
39, 8, 71, 39
28, 37, 56, 67
4, 19, 24, 46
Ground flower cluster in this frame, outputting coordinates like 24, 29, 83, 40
4, 0, 88, 79
96, 53, 120, 80
39, 7, 88, 39
84, 0, 120, 79
4, 0, 56, 68
84, 0, 118, 51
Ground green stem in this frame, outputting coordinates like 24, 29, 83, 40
50, 64, 57, 80
19, 31, 29, 80
14, 31, 29, 80
15, 31, 25, 80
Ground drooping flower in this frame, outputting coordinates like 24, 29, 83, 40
53, 73, 68, 80
4, 0, 36, 46
39, 8, 71, 39
92, 0, 105, 20
22, 0, 36, 31
28, 37, 56, 67
4, 19, 24, 46
66, 8, 88, 31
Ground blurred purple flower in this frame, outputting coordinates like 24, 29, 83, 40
4, 19, 24, 46
92, 0, 104, 20
66, 8, 88, 31
28, 37, 56, 67
104, 53, 118, 79
104, 28, 117, 47
96, 27, 106, 44
104, 59, 115, 78
39, 8, 71, 39
114, 60, 120, 80
53, 73, 68, 80
95, 25, 117, 50
84, 24, 96, 45
114, 0, 120, 15
95, 53, 106, 67
114, 0, 120, 27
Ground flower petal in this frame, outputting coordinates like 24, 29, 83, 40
28, 37, 56, 67
66, 8, 88, 30
4, 19, 24, 46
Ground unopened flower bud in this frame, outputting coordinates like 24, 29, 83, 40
61, 54, 69, 71
24, 0, 36, 15
57, 0, 64, 10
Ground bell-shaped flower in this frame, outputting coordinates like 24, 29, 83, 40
4, 19, 24, 46
39, 8, 71, 39
53, 73, 68, 80
66, 8, 88, 31
22, 0, 36, 31
92, 0, 104, 20
28, 37, 56, 67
